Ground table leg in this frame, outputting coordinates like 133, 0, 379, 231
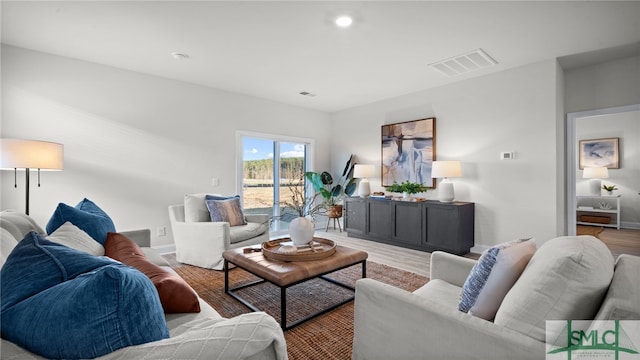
280, 286, 287, 330
224, 259, 229, 293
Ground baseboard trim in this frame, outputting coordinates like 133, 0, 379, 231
152, 244, 176, 255
621, 221, 640, 229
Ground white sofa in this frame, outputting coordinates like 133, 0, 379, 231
352, 236, 640, 360
168, 204, 269, 270
0, 210, 287, 359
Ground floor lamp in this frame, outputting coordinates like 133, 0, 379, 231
0, 139, 64, 215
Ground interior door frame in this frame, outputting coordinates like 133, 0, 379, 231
566, 103, 640, 235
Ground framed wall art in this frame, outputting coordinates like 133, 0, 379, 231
579, 137, 619, 169
381, 118, 436, 187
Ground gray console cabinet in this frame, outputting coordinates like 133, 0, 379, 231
344, 197, 475, 255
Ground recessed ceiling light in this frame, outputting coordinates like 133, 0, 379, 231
171, 52, 189, 60
335, 15, 353, 28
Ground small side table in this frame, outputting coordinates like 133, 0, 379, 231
326, 214, 342, 232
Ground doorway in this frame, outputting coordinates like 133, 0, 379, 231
566, 104, 640, 241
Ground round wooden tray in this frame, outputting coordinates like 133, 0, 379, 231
262, 237, 336, 262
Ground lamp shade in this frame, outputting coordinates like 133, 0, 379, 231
0, 139, 64, 170
582, 167, 608, 179
431, 161, 462, 178
353, 164, 375, 179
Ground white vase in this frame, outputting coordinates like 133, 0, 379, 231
402, 192, 410, 199
289, 217, 315, 245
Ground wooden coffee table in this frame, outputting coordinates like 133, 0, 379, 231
223, 241, 368, 330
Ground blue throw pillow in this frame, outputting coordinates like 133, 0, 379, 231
1, 264, 169, 359
46, 198, 115, 245
205, 194, 240, 201
1, 232, 116, 311
458, 247, 500, 313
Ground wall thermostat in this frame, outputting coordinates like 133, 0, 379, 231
500, 152, 515, 160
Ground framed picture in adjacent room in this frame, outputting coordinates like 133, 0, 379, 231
579, 137, 620, 169
381, 118, 436, 187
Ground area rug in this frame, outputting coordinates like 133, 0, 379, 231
174, 261, 429, 360
577, 225, 604, 238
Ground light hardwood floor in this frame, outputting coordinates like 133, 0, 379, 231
308, 226, 640, 278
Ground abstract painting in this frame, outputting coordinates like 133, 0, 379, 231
579, 137, 620, 169
381, 118, 436, 187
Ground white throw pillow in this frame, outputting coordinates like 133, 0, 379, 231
458, 238, 536, 320
184, 193, 212, 223
46, 221, 105, 256
494, 236, 614, 342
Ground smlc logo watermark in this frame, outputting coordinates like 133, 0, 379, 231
547, 320, 640, 360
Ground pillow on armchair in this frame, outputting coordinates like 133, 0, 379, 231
205, 197, 247, 226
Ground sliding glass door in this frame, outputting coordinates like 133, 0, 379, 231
238, 132, 313, 232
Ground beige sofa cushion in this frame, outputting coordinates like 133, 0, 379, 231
595, 254, 640, 320
184, 193, 211, 222
494, 236, 614, 342
229, 221, 269, 244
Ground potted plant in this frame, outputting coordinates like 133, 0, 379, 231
305, 155, 358, 218
602, 184, 618, 195
385, 180, 431, 199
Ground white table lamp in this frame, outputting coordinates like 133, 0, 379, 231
431, 161, 462, 203
353, 164, 375, 197
583, 167, 608, 196
0, 139, 64, 214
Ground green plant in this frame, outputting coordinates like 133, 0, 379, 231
305, 155, 357, 206
385, 180, 431, 194
602, 184, 618, 191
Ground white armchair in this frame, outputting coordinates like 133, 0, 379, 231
168, 205, 270, 270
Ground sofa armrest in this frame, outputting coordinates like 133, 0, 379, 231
352, 278, 544, 360
430, 251, 477, 287
121, 229, 151, 248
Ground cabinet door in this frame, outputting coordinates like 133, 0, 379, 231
424, 204, 460, 252
367, 200, 392, 240
345, 198, 366, 236
392, 201, 423, 246
424, 202, 474, 254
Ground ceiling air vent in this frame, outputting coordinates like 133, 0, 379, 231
429, 48, 497, 77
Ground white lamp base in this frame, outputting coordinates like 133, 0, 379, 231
358, 179, 371, 197
437, 180, 455, 203
589, 179, 601, 196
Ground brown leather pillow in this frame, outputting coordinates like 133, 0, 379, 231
104, 232, 200, 313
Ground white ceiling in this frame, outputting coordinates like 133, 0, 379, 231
2, 1, 639, 113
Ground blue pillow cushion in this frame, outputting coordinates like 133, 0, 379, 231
1, 232, 169, 359
458, 246, 500, 313
205, 197, 247, 226
46, 198, 115, 245
1, 264, 169, 359
205, 194, 240, 201
0, 232, 116, 311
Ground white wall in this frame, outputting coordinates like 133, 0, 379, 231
1, 45, 332, 247
564, 56, 640, 114
330, 60, 564, 249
